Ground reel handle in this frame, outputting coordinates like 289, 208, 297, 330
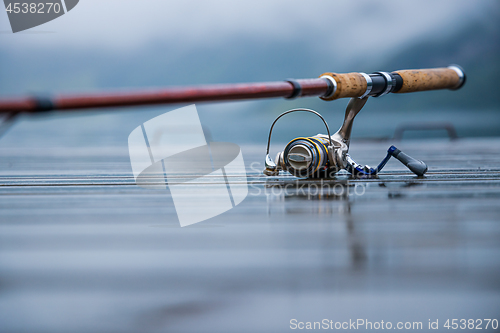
389, 146, 428, 177
346, 146, 428, 177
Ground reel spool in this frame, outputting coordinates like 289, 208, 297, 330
282, 136, 332, 178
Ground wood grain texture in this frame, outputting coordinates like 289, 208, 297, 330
393, 68, 461, 93
319, 72, 367, 100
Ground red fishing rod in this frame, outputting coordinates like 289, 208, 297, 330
0, 66, 465, 113
0, 65, 466, 178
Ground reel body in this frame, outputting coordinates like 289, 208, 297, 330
264, 97, 428, 178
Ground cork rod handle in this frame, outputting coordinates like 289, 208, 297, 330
393, 67, 464, 94
320, 66, 465, 100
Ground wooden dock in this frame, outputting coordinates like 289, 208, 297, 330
1, 114, 499, 332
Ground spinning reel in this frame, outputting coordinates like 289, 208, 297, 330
263, 97, 428, 178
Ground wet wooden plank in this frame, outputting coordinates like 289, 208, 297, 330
1, 131, 500, 332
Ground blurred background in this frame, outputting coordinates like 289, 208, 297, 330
0, 0, 499, 145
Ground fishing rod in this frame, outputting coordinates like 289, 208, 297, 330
0, 65, 465, 179
0, 66, 464, 113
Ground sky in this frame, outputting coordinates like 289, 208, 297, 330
0, 0, 494, 63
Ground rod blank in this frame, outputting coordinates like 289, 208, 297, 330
0, 66, 465, 113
